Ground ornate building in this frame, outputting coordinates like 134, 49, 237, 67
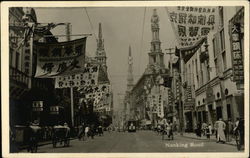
129, 9, 169, 128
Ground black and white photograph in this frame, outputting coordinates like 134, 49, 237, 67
1, 1, 249, 158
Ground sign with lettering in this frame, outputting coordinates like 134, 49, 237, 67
32, 101, 43, 111
184, 86, 195, 110
167, 6, 218, 50
55, 65, 99, 88
230, 22, 244, 84
35, 37, 86, 78
157, 94, 164, 118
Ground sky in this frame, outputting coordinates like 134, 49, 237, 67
34, 7, 176, 111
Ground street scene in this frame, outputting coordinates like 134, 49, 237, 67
6, 5, 245, 154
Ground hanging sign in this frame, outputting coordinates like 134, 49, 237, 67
32, 101, 43, 112
184, 86, 195, 110
35, 37, 86, 78
50, 106, 62, 114
55, 65, 99, 88
157, 94, 164, 118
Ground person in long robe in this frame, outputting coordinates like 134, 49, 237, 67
215, 118, 226, 143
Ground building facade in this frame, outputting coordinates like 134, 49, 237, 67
181, 6, 244, 131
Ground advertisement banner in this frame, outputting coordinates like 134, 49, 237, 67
167, 6, 218, 50
55, 65, 99, 88
35, 37, 86, 78
184, 86, 195, 110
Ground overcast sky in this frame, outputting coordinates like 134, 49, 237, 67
35, 7, 176, 111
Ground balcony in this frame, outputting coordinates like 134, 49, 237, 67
10, 66, 30, 98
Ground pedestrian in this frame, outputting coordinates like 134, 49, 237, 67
201, 122, 208, 136
206, 124, 212, 140
27, 120, 41, 153
85, 125, 90, 139
78, 123, 85, 141
195, 123, 202, 137
225, 118, 234, 142
215, 118, 226, 143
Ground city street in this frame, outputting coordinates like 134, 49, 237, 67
22, 131, 239, 153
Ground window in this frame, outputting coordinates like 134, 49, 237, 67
10, 48, 13, 66
219, 6, 224, 27
214, 59, 218, 75
153, 56, 156, 63
220, 29, 225, 51
212, 39, 216, 58
15, 52, 20, 70
222, 51, 227, 70
227, 104, 232, 119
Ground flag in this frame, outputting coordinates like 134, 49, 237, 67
35, 37, 87, 78
33, 23, 66, 41
166, 6, 219, 61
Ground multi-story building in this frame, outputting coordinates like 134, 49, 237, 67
129, 9, 169, 128
181, 6, 244, 131
9, 7, 58, 126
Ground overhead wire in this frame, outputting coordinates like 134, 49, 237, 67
84, 7, 97, 40
138, 7, 147, 76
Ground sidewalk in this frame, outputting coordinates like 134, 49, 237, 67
181, 132, 237, 146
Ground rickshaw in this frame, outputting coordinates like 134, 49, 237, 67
52, 125, 70, 148
162, 124, 174, 140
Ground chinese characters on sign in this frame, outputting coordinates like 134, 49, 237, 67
184, 85, 195, 110
167, 6, 218, 49
35, 37, 86, 78
55, 65, 99, 88
230, 23, 244, 84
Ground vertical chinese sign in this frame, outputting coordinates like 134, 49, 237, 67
229, 22, 244, 84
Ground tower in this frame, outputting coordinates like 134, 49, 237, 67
95, 23, 107, 72
127, 45, 134, 92
148, 9, 164, 68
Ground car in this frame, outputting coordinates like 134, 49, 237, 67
128, 121, 136, 132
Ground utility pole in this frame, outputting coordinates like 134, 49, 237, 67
165, 48, 175, 76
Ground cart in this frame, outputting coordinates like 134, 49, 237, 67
52, 126, 70, 148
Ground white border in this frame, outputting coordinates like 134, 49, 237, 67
1, 1, 249, 158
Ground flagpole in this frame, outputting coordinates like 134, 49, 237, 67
70, 87, 74, 127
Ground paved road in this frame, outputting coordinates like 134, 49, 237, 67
22, 130, 240, 153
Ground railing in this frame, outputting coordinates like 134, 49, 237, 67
9, 66, 29, 88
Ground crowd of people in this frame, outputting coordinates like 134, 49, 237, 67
195, 118, 244, 145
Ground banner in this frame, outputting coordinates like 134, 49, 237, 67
55, 65, 99, 88
167, 6, 218, 50
35, 37, 86, 78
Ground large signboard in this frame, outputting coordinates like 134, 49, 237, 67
167, 6, 218, 49
35, 37, 86, 78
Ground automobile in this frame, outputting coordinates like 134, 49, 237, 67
128, 121, 136, 132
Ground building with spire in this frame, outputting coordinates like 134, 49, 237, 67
128, 9, 170, 128
95, 23, 107, 73
127, 45, 134, 92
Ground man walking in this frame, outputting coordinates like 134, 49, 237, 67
215, 118, 226, 143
